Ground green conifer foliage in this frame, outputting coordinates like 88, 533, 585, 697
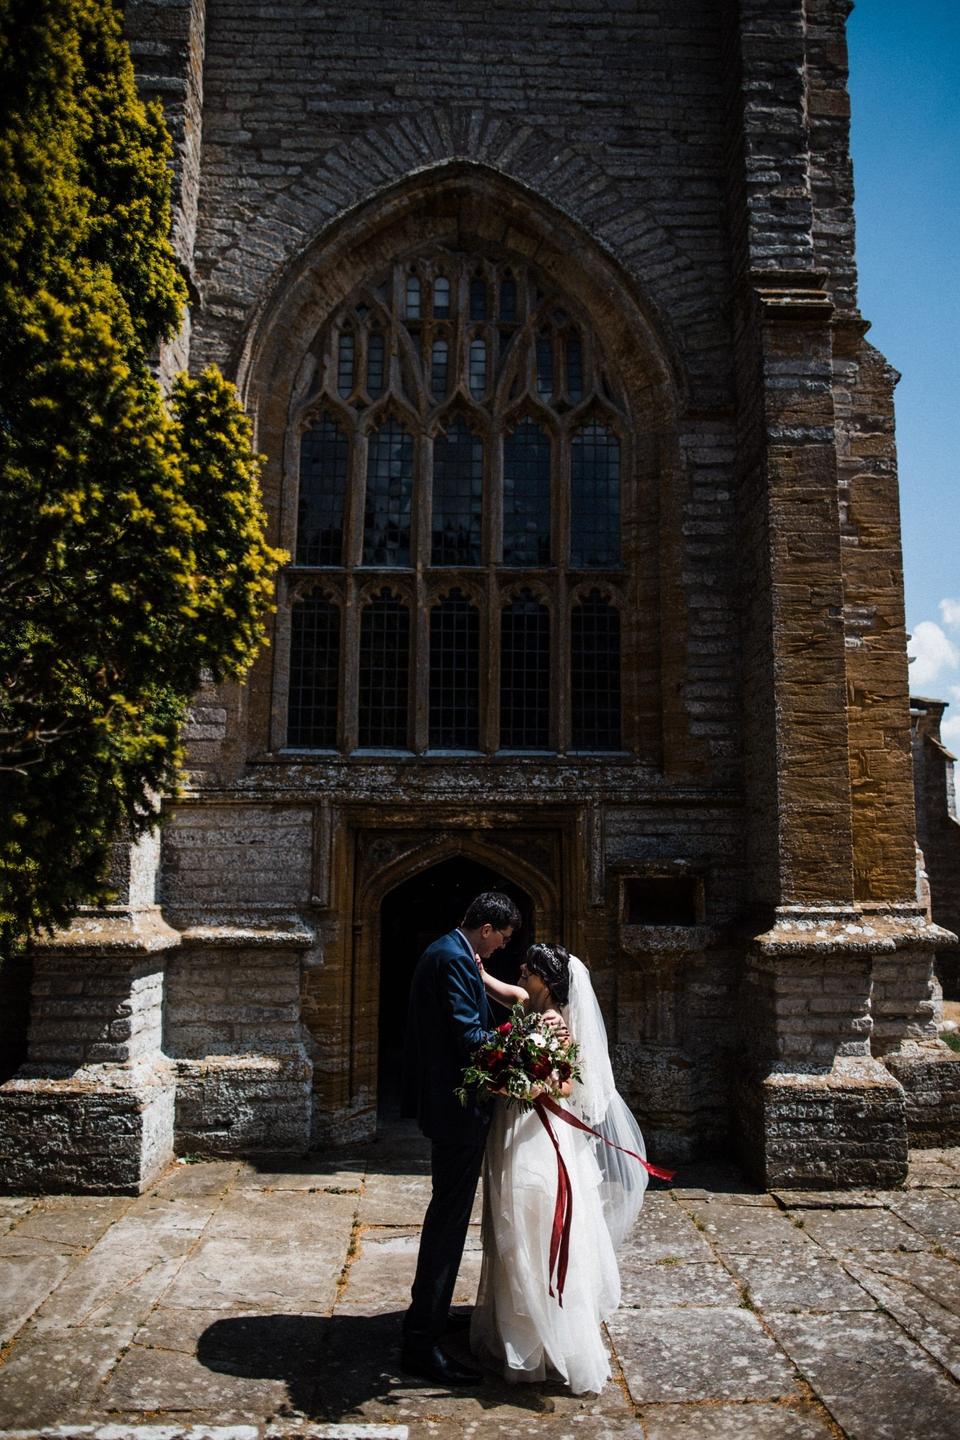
0, 0, 285, 947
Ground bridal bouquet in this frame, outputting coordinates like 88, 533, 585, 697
456, 1003, 582, 1110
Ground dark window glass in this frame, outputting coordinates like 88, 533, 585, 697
499, 272, 517, 321
366, 332, 385, 397
500, 594, 550, 748
470, 275, 487, 320
288, 592, 340, 747
536, 332, 553, 400
363, 419, 413, 566
566, 332, 583, 402
433, 275, 451, 318
503, 418, 551, 566
337, 332, 354, 397
429, 591, 479, 748
405, 274, 421, 320
297, 414, 348, 565
359, 592, 410, 747
469, 338, 486, 399
571, 591, 620, 750
570, 423, 620, 567
431, 338, 448, 401
432, 419, 483, 565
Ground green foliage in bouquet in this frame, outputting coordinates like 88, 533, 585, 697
0, 0, 285, 951
456, 1003, 583, 1111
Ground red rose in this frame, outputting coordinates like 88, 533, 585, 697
557, 1062, 572, 1081
483, 1048, 506, 1071
496, 1022, 513, 1035
530, 1056, 552, 1080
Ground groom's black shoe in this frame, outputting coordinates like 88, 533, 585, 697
400, 1342, 483, 1386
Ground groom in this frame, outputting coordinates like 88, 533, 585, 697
400, 890, 521, 1386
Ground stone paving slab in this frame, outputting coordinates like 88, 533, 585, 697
206, 1189, 359, 1241
0, 1253, 74, 1344
615, 1195, 714, 1263
843, 1253, 960, 1380
158, 1237, 346, 1315
101, 1333, 312, 1421
336, 1226, 482, 1315
607, 1306, 801, 1403
680, 1201, 812, 1255
618, 1258, 743, 1309
0, 1325, 129, 1427
764, 1310, 960, 1440
150, 1163, 241, 1199
877, 1188, 960, 1236
723, 1249, 876, 1313
638, 1401, 838, 1439
11, 1199, 131, 1252
794, 1206, 932, 1256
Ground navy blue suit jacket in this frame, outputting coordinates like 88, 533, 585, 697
402, 929, 494, 1144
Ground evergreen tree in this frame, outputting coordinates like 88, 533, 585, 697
0, 0, 285, 947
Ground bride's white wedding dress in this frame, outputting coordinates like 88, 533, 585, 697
470, 956, 648, 1395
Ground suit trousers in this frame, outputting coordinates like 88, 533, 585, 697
403, 1136, 487, 1345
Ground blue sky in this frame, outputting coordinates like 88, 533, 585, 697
847, 2, 960, 757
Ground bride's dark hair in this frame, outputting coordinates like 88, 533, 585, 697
523, 942, 571, 1007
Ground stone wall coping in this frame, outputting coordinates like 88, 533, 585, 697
33, 909, 181, 957
176, 922, 315, 949
752, 915, 957, 957
762, 1057, 905, 1090
2, 1057, 174, 1096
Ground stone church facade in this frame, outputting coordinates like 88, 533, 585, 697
2, 0, 958, 1194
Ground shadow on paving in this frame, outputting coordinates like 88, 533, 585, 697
196, 1309, 564, 1420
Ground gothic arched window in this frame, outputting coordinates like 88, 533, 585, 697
283, 247, 631, 756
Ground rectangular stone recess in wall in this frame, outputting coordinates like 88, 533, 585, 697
161, 806, 313, 915
622, 875, 702, 926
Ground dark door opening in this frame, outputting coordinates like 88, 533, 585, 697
377, 856, 535, 1121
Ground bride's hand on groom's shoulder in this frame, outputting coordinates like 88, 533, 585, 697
542, 1009, 571, 1044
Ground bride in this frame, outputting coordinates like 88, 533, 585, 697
470, 943, 649, 1395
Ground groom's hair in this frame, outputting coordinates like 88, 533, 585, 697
462, 891, 521, 932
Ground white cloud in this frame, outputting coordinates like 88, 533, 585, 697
939, 598, 960, 630
908, 620, 959, 690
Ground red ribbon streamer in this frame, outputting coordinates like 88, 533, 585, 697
539, 1095, 678, 1182
533, 1096, 677, 1304
534, 1100, 573, 1305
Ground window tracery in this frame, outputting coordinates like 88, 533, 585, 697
283, 246, 632, 756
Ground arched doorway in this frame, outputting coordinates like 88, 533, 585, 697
377, 857, 534, 1121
